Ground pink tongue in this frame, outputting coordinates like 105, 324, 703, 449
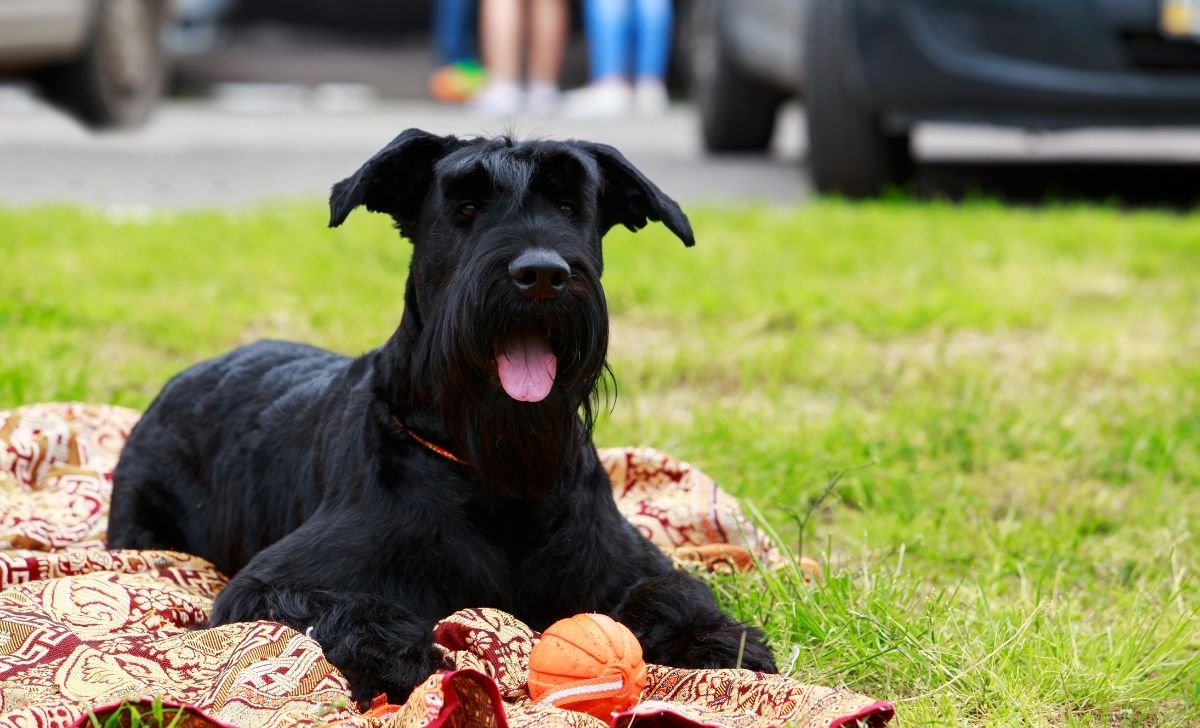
497, 334, 557, 402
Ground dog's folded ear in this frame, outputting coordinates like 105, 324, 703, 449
573, 141, 695, 248
329, 129, 460, 236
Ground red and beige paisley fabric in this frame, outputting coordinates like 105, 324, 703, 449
0, 403, 892, 728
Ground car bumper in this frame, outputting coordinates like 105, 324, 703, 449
852, 0, 1200, 128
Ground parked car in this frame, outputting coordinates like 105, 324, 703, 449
687, 0, 1200, 196
0, 0, 228, 129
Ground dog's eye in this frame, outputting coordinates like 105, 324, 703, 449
559, 202, 577, 219
459, 203, 480, 219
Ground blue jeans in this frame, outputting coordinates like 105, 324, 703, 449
585, 0, 673, 82
434, 0, 479, 66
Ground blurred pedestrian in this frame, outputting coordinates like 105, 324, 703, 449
472, 0, 567, 115
429, 0, 486, 103
564, 0, 672, 117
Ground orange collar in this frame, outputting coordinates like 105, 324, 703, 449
390, 413, 468, 466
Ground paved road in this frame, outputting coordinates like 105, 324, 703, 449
3, 89, 1200, 209
0, 91, 808, 208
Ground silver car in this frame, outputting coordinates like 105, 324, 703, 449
0, 0, 168, 128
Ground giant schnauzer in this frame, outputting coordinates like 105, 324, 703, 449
108, 129, 777, 705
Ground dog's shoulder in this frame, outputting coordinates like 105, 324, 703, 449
178, 339, 342, 382
145, 339, 356, 426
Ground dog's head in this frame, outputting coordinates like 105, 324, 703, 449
329, 129, 693, 497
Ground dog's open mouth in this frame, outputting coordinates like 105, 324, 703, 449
496, 333, 557, 402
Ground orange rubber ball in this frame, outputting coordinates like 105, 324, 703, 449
527, 613, 647, 719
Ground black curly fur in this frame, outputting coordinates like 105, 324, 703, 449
107, 130, 776, 706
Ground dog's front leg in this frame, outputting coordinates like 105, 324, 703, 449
211, 574, 448, 706
611, 570, 778, 673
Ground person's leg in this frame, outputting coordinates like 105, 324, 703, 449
462, 0, 480, 63
430, 0, 484, 103
586, 0, 630, 82
631, 0, 671, 113
632, 0, 671, 81
474, 0, 524, 113
481, 0, 522, 83
562, 0, 632, 117
434, 0, 479, 65
528, 0, 567, 85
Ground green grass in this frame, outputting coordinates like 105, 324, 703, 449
85, 697, 189, 727
3, 199, 1198, 725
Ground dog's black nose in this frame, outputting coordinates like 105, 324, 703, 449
509, 249, 570, 300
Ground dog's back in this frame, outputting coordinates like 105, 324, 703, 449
109, 339, 356, 573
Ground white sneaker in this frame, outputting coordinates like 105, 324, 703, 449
562, 80, 632, 118
634, 79, 669, 115
525, 82, 561, 116
470, 81, 524, 117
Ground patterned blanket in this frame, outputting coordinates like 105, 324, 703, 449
0, 403, 894, 728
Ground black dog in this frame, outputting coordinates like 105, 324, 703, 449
108, 129, 777, 705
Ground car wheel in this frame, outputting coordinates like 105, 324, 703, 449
688, 0, 786, 153
36, 0, 166, 129
805, 0, 912, 196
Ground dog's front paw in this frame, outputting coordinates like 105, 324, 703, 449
734, 629, 777, 672
642, 621, 777, 673
338, 641, 451, 708
611, 571, 779, 673
687, 623, 777, 673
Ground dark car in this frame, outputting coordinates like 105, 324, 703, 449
687, 0, 1200, 196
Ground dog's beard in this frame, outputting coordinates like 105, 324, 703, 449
413, 259, 609, 498
447, 386, 581, 498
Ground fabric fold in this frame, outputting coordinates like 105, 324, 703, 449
0, 403, 893, 728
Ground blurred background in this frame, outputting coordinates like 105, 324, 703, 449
4, 6, 1200, 722
4, 0, 1200, 208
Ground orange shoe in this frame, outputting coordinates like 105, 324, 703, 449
429, 61, 486, 104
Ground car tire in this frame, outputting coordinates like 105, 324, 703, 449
688, 0, 786, 153
36, 0, 166, 129
805, 0, 912, 196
